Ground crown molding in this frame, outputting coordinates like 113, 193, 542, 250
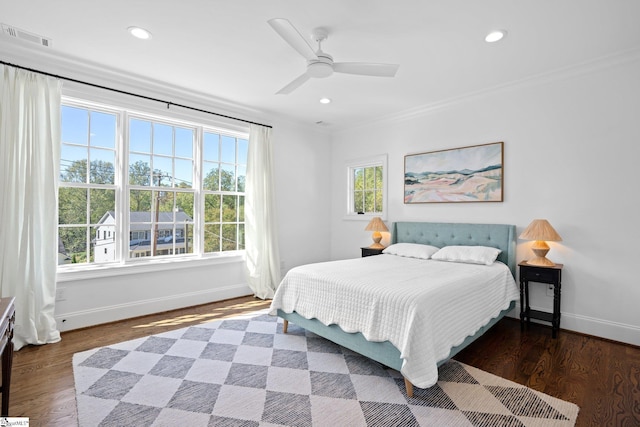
5, 35, 639, 137
335, 46, 640, 134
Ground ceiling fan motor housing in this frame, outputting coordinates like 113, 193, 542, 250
307, 53, 334, 78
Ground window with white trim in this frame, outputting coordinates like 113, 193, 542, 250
58, 99, 248, 267
127, 116, 197, 259
59, 104, 117, 264
345, 154, 387, 219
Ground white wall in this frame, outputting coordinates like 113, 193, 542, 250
330, 52, 640, 345
272, 123, 333, 272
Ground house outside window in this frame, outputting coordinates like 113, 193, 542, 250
58, 104, 117, 264
345, 154, 387, 220
58, 99, 248, 267
127, 116, 197, 259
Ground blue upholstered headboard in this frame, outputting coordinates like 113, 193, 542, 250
391, 222, 517, 277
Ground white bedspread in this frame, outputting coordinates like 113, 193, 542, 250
269, 254, 519, 388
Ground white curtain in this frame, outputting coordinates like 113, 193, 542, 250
245, 124, 281, 299
0, 64, 62, 350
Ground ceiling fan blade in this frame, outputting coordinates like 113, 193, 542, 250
268, 18, 317, 61
276, 73, 311, 95
333, 62, 399, 77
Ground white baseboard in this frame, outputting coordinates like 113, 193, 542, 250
58, 296, 640, 347
508, 303, 640, 346
56, 284, 254, 332
559, 312, 640, 346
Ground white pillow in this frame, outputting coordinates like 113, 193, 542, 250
382, 243, 440, 260
431, 245, 502, 265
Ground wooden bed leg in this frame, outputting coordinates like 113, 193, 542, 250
404, 378, 414, 398
283, 319, 288, 334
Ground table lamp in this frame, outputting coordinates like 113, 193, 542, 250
364, 217, 388, 249
519, 219, 562, 266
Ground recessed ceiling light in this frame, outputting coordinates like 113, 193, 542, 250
485, 30, 506, 43
128, 26, 152, 40
319, 97, 332, 104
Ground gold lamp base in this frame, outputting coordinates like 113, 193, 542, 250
525, 256, 557, 267
369, 231, 384, 249
525, 240, 557, 266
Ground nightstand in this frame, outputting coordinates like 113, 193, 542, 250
361, 247, 384, 257
519, 261, 563, 338
0, 297, 15, 416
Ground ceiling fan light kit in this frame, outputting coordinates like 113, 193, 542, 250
268, 18, 399, 94
307, 56, 333, 78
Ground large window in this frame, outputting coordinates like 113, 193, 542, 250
58, 99, 248, 267
346, 155, 387, 219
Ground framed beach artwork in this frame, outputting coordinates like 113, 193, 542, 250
404, 141, 503, 203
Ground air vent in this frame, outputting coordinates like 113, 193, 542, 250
1, 23, 52, 47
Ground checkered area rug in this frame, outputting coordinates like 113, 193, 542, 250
73, 310, 579, 426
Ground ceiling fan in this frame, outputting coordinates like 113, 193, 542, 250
268, 18, 400, 94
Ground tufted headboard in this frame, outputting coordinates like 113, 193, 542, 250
391, 221, 517, 277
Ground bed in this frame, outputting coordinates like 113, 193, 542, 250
269, 221, 519, 396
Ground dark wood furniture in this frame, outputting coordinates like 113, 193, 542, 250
519, 261, 563, 338
360, 247, 385, 257
0, 297, 15, 416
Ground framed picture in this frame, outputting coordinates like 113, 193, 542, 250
404, 141, 503, 203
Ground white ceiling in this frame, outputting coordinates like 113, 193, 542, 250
2, 0, 640, 130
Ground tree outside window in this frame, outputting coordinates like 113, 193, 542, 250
346, 155, 387, 219
58, 101, 248, 267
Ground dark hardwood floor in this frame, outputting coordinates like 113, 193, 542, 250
455, 318, 640, 427
9, 296, 640, 426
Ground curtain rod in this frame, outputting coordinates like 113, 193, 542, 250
0, 60, 272, 129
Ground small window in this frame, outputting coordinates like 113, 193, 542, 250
345, 155, 387, 220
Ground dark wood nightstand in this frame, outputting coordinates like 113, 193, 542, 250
0, 297, 15, 416
519, 261, 563, 338
361, 247, 384, 257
